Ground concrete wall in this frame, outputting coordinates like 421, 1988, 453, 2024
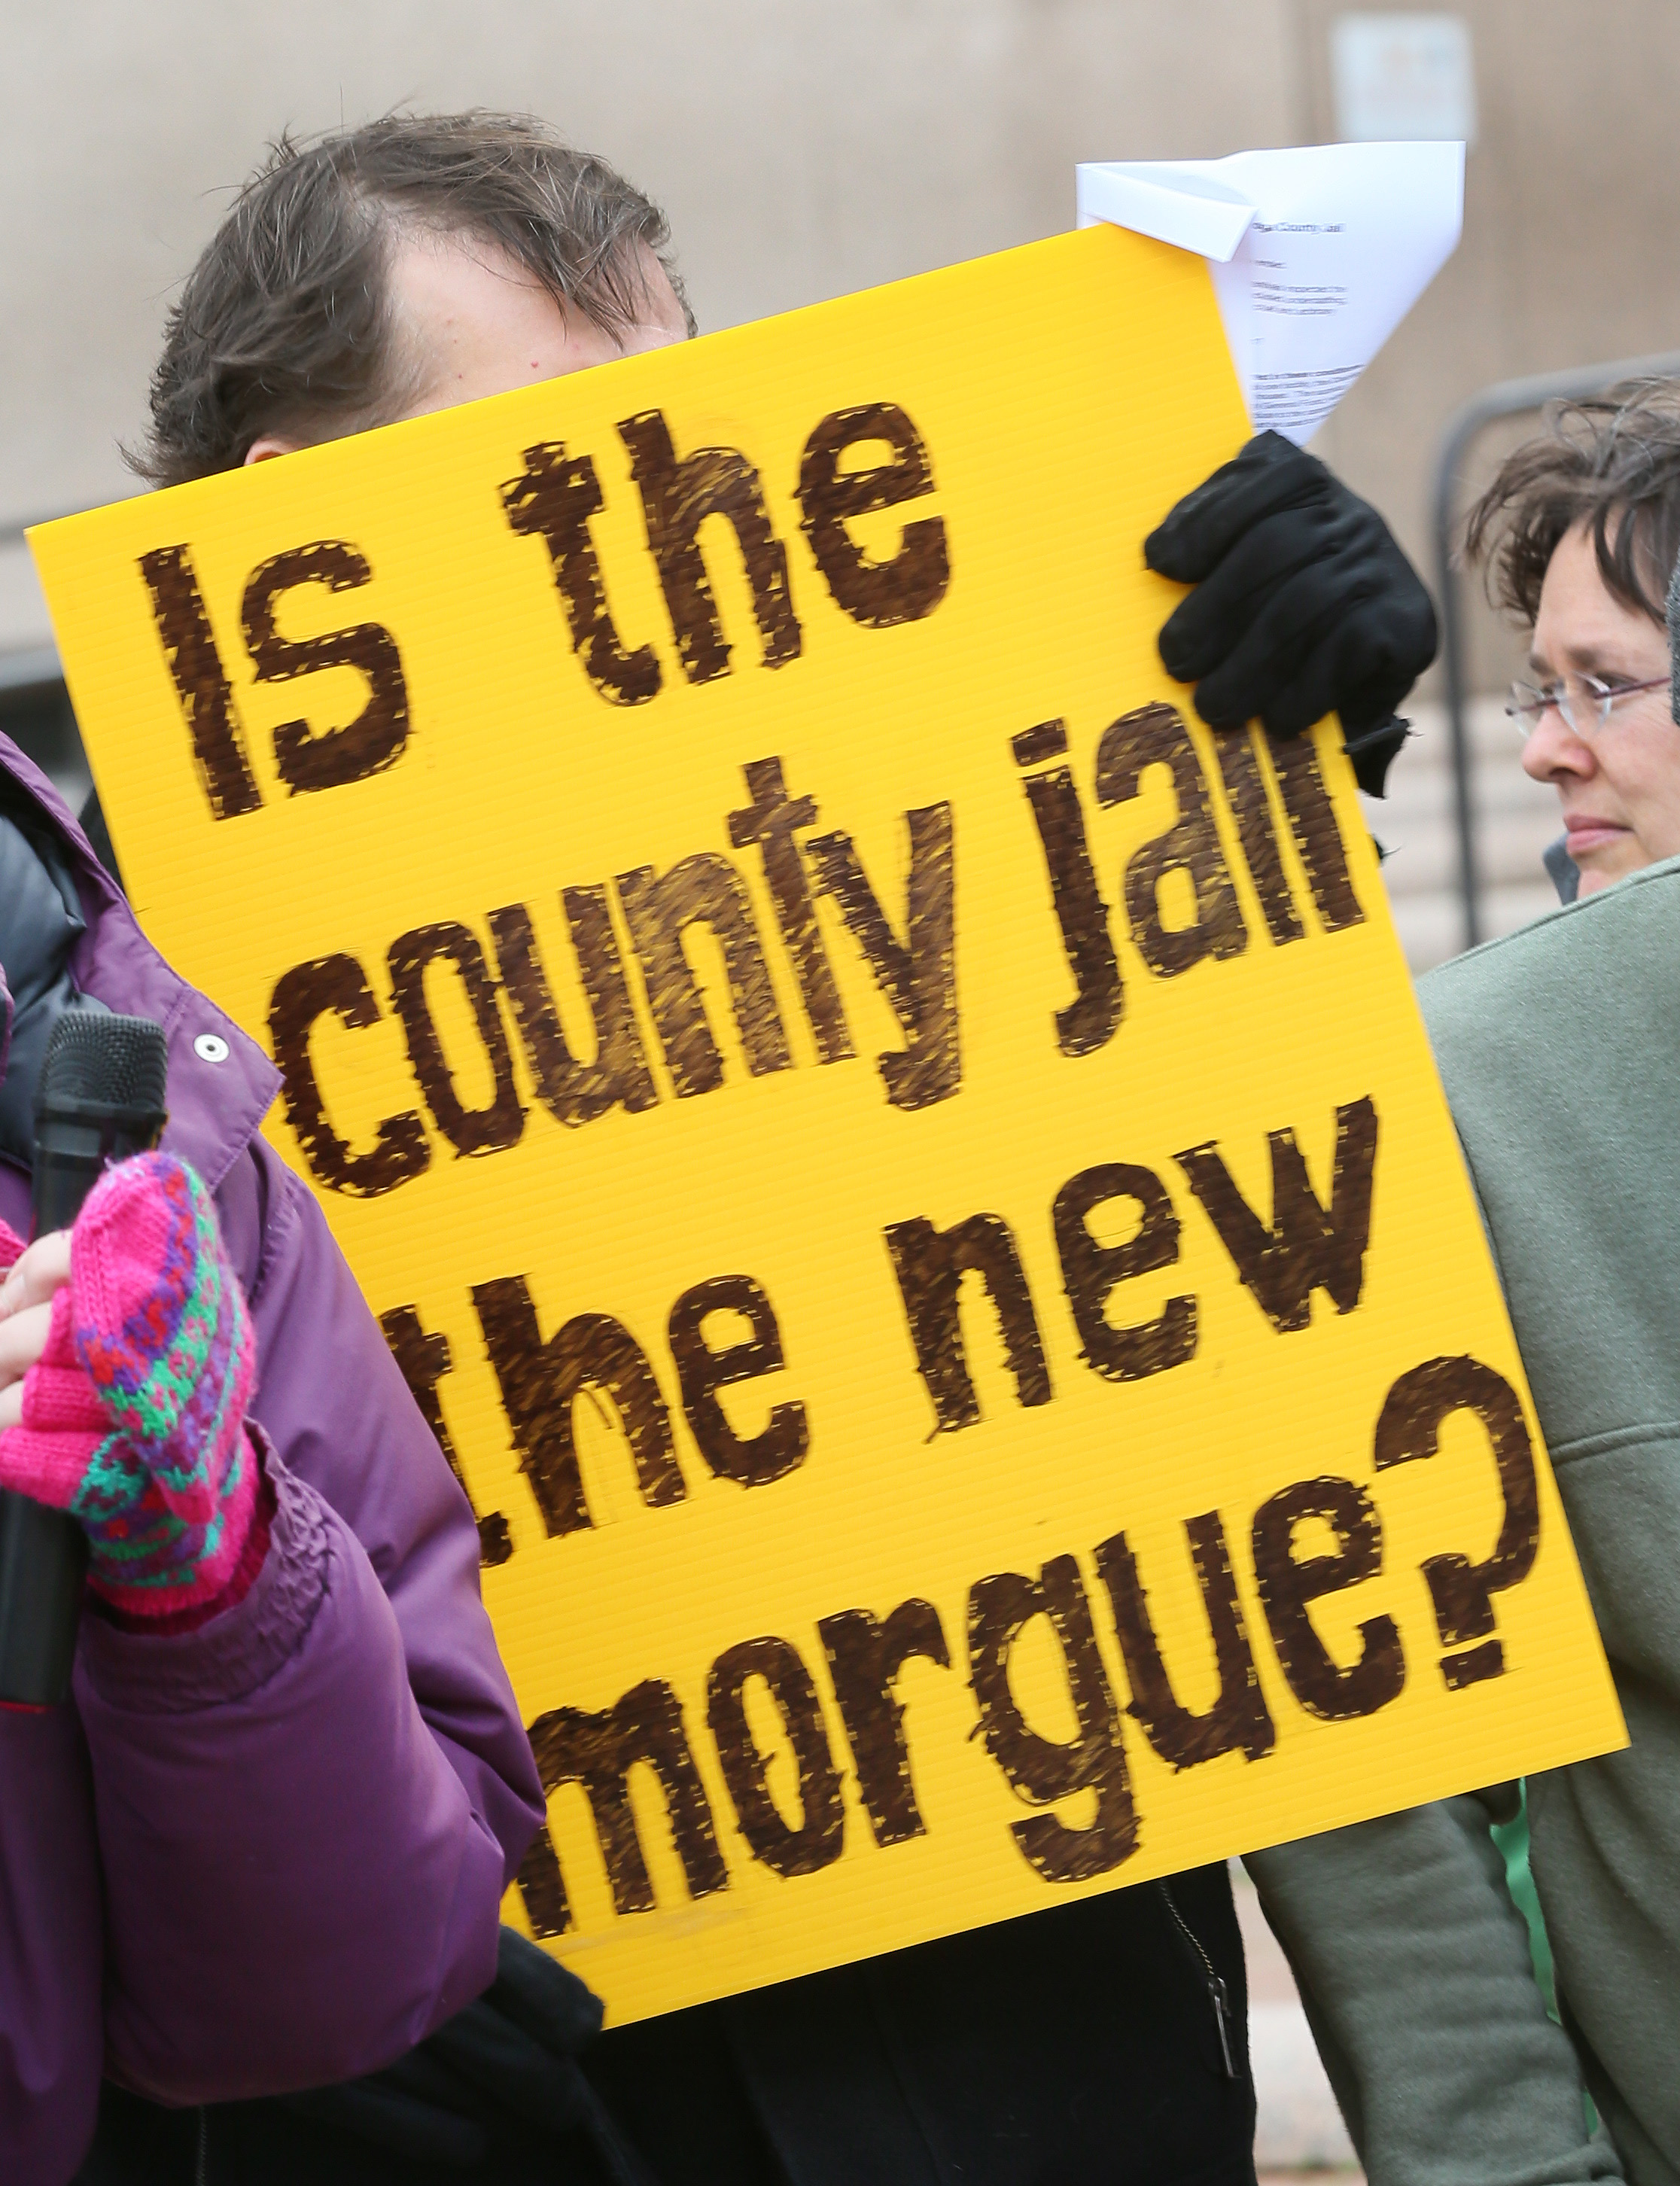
1304, 0, 1680, 696
0, 0, 1296, 650
5, 0, 1680, 697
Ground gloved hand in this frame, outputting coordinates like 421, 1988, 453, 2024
280, 1927, 653, 2183
1145, 431, 1438, 797
0, 1150, 259, 1618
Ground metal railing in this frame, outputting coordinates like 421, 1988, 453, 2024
1433, 348, 1680, 952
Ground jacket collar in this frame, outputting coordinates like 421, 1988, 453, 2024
0, 732, 279, 1195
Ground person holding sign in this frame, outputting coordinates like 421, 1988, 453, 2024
0, 121, 733, 2186
0, 117, 691, 2186
46, 111, 1470, 2186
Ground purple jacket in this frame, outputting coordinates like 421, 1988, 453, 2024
0, 736, 545, 2184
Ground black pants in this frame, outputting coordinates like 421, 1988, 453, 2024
77, 2086, 624, 2186
583, 1864, 1256, 2186
80, 1865, 1254, 2186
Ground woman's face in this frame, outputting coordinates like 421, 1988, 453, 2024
1523, 522, 1680, 896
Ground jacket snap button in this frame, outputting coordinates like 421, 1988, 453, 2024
193, 1033, 230, 1064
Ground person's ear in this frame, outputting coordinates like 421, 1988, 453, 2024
244, 434, 301, 465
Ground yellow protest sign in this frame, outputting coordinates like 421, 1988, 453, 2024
32, 222, 1623, 2025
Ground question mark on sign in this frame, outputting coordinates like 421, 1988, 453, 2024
1373, 1356, 1540, 1691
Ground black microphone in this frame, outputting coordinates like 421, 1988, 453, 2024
0, 1013, 169, 1706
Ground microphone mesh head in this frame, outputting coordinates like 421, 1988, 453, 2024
38, 1013, 169, 1116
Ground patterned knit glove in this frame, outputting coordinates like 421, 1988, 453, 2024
0, 1152, 259, 1618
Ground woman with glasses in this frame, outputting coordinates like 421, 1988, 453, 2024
1475, 382, 1680, 902
1248, 381, 1680, 2186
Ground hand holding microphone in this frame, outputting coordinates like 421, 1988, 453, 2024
0, 1013, 263, 1701
0, 1150, 260, 1619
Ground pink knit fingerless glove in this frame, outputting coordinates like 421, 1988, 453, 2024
0, 1152, 259, 1618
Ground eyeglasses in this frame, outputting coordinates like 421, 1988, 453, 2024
1506, 670, 1670, 740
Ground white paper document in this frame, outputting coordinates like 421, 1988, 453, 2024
1076, 142, 1463, 444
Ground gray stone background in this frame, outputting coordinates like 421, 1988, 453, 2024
5, 1, 1679, 676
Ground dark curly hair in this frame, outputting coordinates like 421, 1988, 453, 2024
133, 111, 693, 487
1462, 379, 1680, 627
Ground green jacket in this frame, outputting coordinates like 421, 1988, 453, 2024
1250, 855, 1680, 2186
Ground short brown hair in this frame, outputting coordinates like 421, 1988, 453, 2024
1463, 378, 1680, 626
135, 111, 692, 487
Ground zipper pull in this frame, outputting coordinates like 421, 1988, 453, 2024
1206, 1970, 1237, 2080
1158, 1880, 1240, 2083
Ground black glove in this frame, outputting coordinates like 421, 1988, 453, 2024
1145, 430, 1437, 797
276, 1927, 655, 2184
